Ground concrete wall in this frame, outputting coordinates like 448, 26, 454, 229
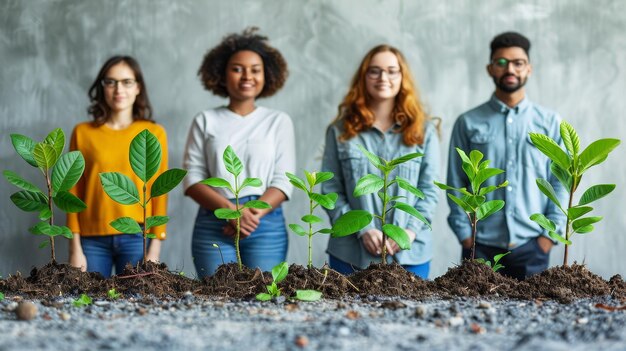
1, 0, 624, 279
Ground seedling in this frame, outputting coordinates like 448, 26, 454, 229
528, 121, 620, 266
0, 292, 4, 301
100, 129, 187, 264
72, 293, 92, 307
107, 288, 121, 300
434, 148, 508, 260
256, 262, 322, 302
4, 128, 87, 262
212, 243, 225, 265
476, 251, 510, 272
331, 145, 431, 264
200, 146, 272, 271
286, 170, 338, 269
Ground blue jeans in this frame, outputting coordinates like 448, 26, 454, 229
192, 196, 288, 278
329, 255, 430, 279
80, 234, 149, 278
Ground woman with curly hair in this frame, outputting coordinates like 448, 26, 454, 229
321, 45, 440, 279
68, 56, 169, 277
183, 28, 295, 277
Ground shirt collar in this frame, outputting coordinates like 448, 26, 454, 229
488, 94, 530, 114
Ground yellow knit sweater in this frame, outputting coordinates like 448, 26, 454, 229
67, 121, 169, 239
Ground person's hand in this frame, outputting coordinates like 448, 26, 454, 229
462, 237, 474, 249
225, 208, 260, 238
69, 251, 87, 272
537, 236, 553, 254
146, 239, 162, 262
361, 229, 384, 256
388, 229, 417, 255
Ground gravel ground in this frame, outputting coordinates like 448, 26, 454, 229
1, 295, 625, 351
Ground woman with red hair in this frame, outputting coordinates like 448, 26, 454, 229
321, 45, 440, 278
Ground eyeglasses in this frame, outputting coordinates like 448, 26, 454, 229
101, 78, 137, 89
490, 58, 528, 71
366, 67, 401, 80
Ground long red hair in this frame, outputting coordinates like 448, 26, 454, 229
335, 45, 428, 146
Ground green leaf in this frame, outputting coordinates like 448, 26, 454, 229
223, 146, 243, 176
388, 152, 422, 167
476, 200, 505, 220
433, 181, 458, 191
28, 222, 73, 238
393, 203, 431, 229
447, 194, 473, 213
294, 290, 322, 301
243, 200, 272, 209
455, 148, 471, 164
129, 129, 161, 182
146, 215, 169, 230
579, 139, 620, 172
10, 134, 38, 167
286, 172, 307, 192
304, 170, 316, 188
493, 251, 510, 265
530, 213, 557, 231
302, 215, 322, 224
110, 217, 142, 234
271, 261, 289, 283
53, 191, 87, 213
574, 225, 594, 234
469, 150, 483, 167
536, 178, 562, 209
528, 133, 571, 171
572, 216, 602, 232
549, 231, 571, 245
382, 224, 411, 250
560, 121, 580, 158
377, 191, 387, 204
39, 208, 52, 221
578, 184, 615, 206
43, 128, 65, 160
256, 293, 272, 301
313, 172, 334, 185
51, 151, 85, 193
289, 224, 307, 236
99, 172, 140, 205
550, 163, 572, 191
0, 292, 4, 301
353, 174, 384, 197
38, 240, 49, 249
72, 294, 92, 308
568, 206, 593, 220
32, 142, 58, 171
151, 169, 187, 198
201, 177, 234, 193
214, 208, 241, 219
317, 228, 333, 234
10, 190, 48, 212
357, 144, 382, 167
397, 177, 424, 199
3, 170, 42, 193
241, 177, 263, 190
472, 168, 504, 193
478, 160, 490, 170
310, 192, 338, 210
331, 210, 373, 237
465, 195, 486, 209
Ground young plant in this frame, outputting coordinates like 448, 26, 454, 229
434, 148, 508, 260
528, 121, 620, 266
476, 251, 510, 272
200, 146, 272, 271
331, 145, 432, 264
256, 262, 322, 302
212, 243, 225, 265
286, 170, 338, 269
107, 288, 121, 300
72, 293, 92, 307
0, 292, 4, 301
4, 128, 86, 262
99, 129, 187, 264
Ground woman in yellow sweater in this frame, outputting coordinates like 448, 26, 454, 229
67, 56, 168, 277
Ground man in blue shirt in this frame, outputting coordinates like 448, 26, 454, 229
446, 32, 567, 280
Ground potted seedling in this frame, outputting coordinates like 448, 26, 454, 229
528, 121, 620, 266
331, 145, 431, 264
99, 129, 187, 265
434, 148, 508, 260
200, 146, 272, 271
4, 128, 86, 262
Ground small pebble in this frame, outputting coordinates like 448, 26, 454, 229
415, 305, 428, 318
449, 316, 464, 327
478, 301, 492, 309
15, 301, 38, 321
338, 326, 350, 336
5, 302, 18, 312
576, 317, 589, 325
94, 301, 110, 307
294, 335, 309, 348
59, 312, 71, 321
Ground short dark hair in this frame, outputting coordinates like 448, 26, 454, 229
198, 27, 288, 98
490, 32, 531, 59
88, 55, 154, 126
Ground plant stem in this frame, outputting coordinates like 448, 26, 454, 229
380, 172, 389, 264
308, 196, 313, 269
563, 180, 577, 266
234, 176, 242, 271
471, 213, 478, 260
46, 172, 55, 262
142, 183, 147, 265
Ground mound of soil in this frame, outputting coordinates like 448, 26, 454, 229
519, 264, 611, 303
201, 263, 269, 299
348, 262, 431, 298
109, 262, 200, 299
279, 264, 357, 299
608, 274, 626, 301
434, 260, 519, 298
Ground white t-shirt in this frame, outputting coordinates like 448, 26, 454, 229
183, 106, 295, 199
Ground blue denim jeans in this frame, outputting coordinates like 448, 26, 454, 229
329, 255, 431, 279
192, 196, 288, 278
80, 233, 149, 278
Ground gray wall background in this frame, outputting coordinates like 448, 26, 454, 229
1, 0, 624, 279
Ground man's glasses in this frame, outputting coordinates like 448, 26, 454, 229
366, 67, 401, 80
490, 58, 528, 71
101, 78, 137, 89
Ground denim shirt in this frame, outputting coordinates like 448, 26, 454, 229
321, 121, 440, 268
446, 95, 567, 249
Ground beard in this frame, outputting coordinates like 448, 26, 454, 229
494, 74, 527, 93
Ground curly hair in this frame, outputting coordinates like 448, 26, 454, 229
198, 27, 288, 98
490, 31, 531, 60
334, 45, 429, 146
87, 55, 154, 126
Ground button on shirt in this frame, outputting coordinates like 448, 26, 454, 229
446, 95, 567, 249
322, 121, 440, 268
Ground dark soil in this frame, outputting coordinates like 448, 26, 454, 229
279, 264, 357, 299
348, 262, 432, 298
433, 260, 519, 298
201, 263, 269, 299
608, 274, 626, 301
108, 262, 200, 299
